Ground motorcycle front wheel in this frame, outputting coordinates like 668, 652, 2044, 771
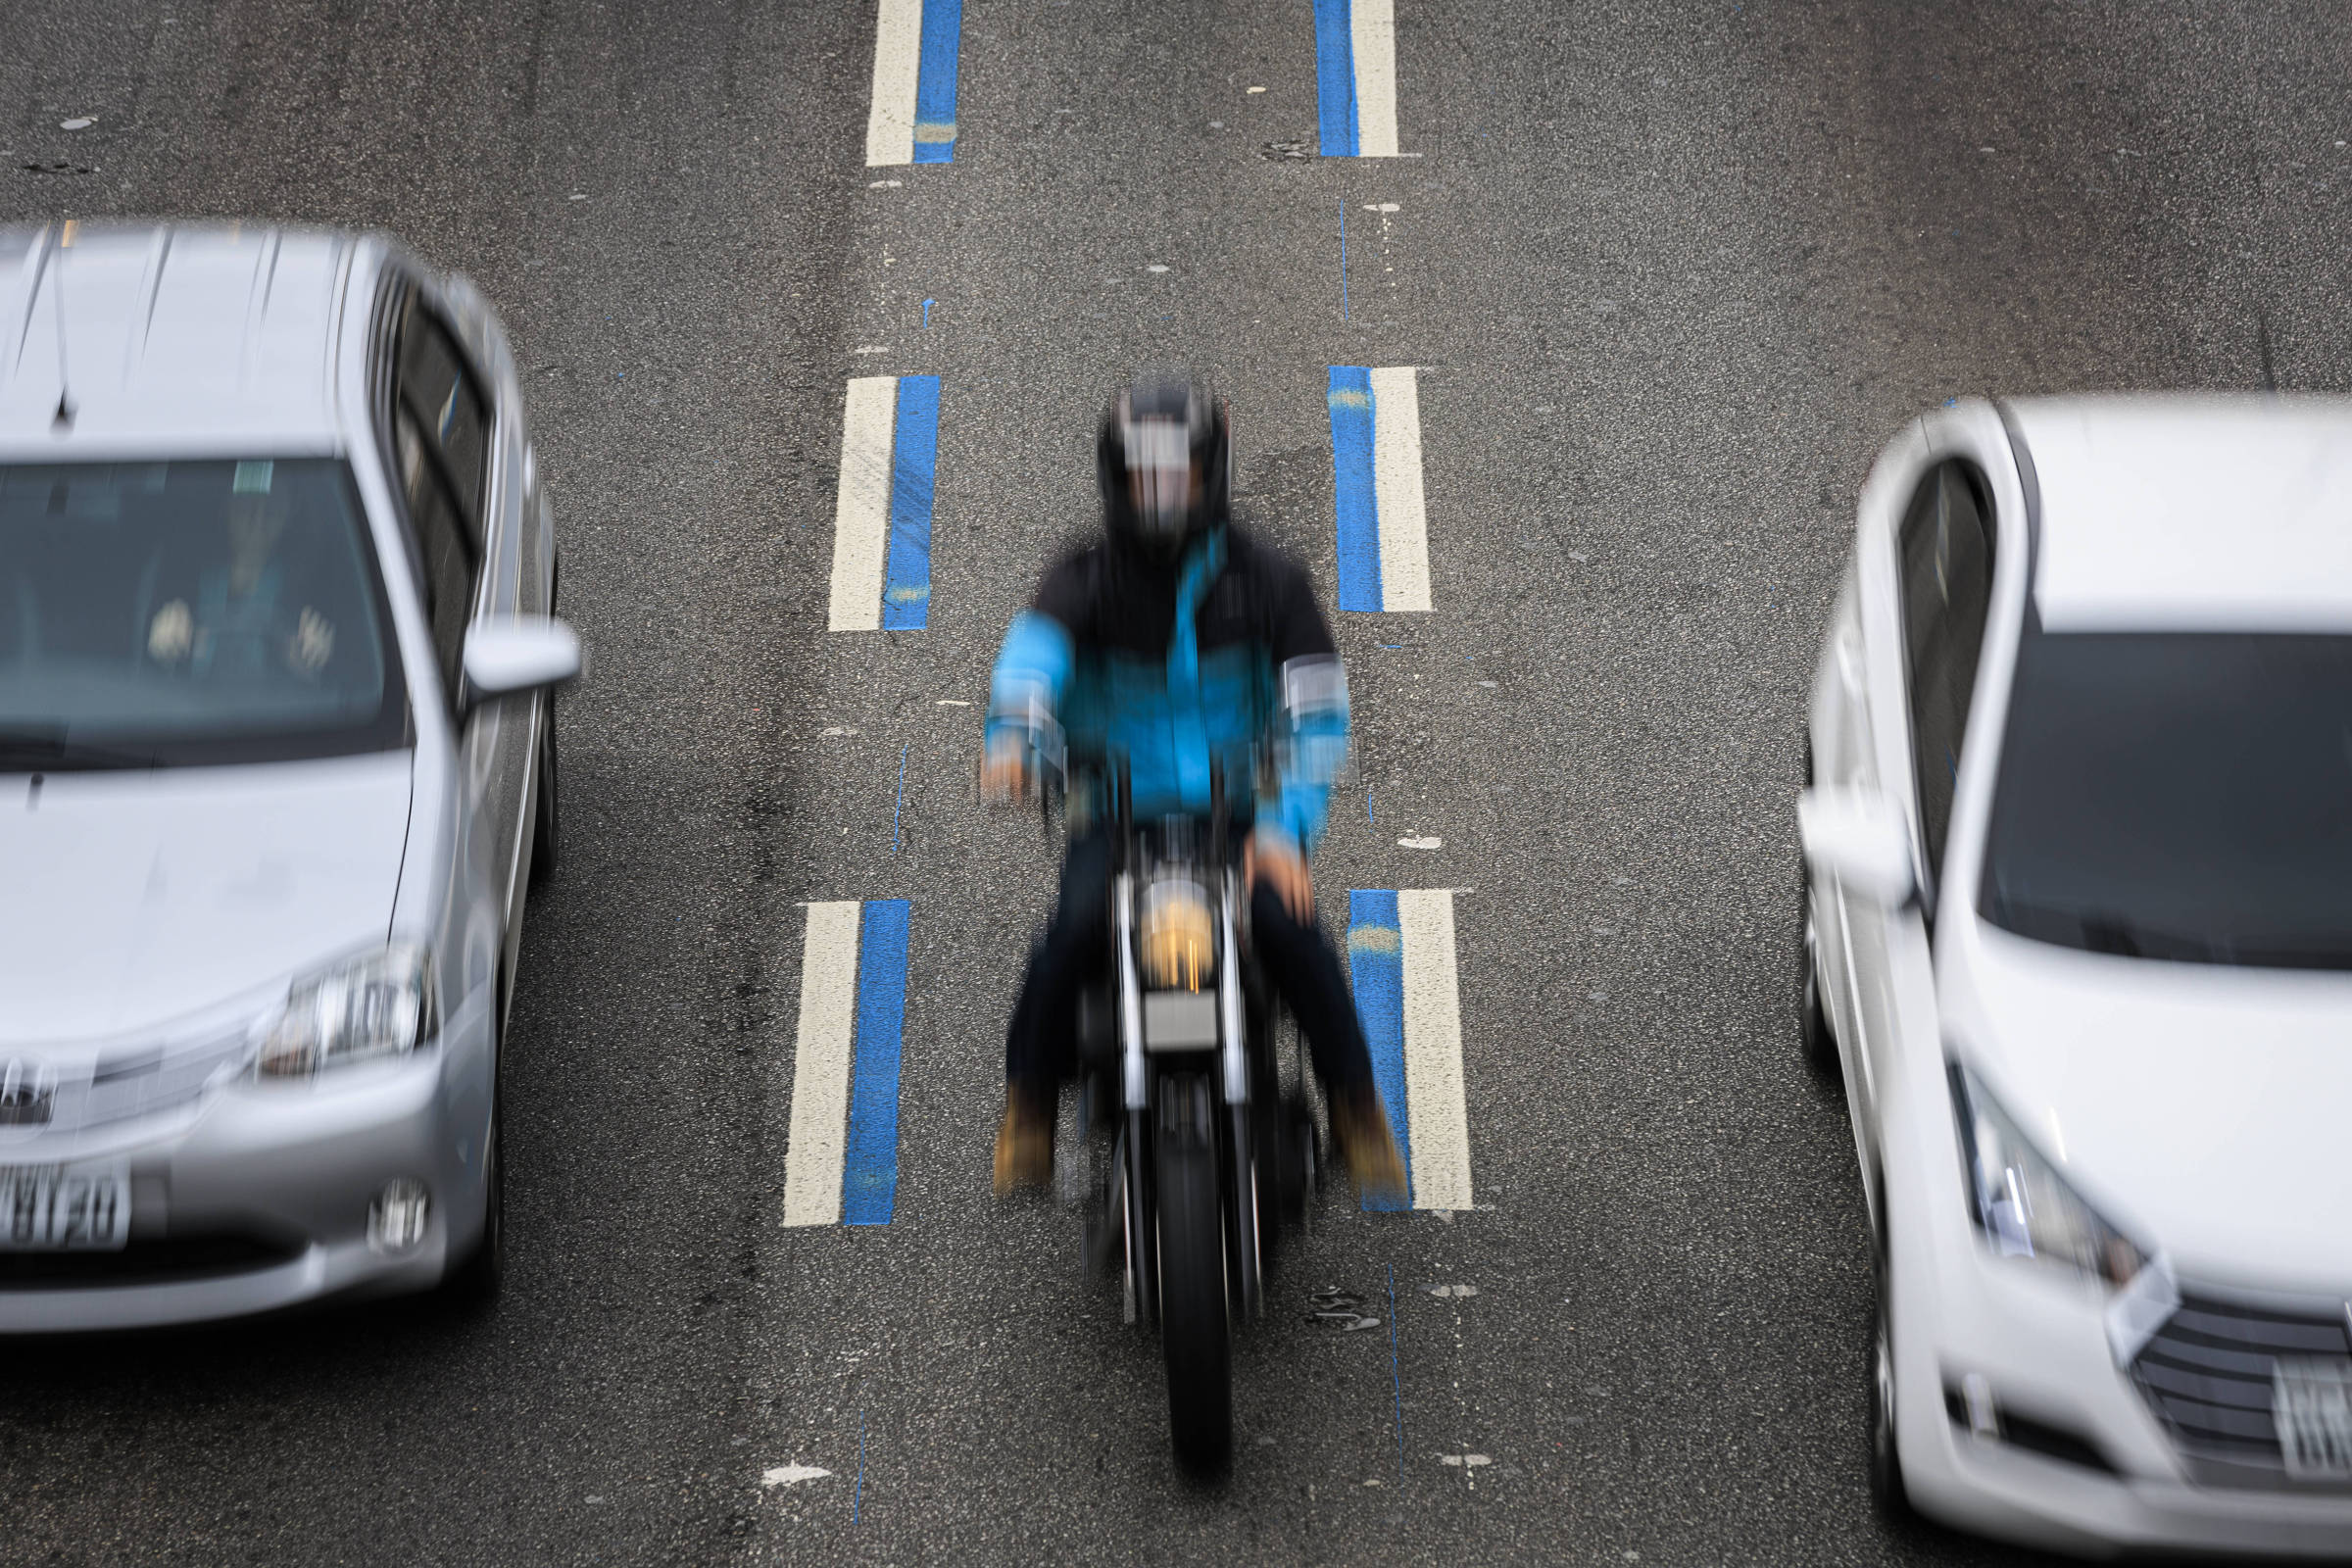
1154, 1075, 1232, 1475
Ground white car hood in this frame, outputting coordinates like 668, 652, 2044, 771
1952, 919, 2352, 1293
0, 754, 413, 1046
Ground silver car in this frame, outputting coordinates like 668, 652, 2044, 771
0, 221, 577, 1329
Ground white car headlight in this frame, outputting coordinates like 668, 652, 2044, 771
1948, 1062, 2147, 1288
256, 944, 435, 1078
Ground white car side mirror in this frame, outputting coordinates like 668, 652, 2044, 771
1798, 785, 1917, 907
462, 614, 582, 707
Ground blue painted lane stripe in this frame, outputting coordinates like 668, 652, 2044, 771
1312, 0, 1359, 157
881, 374, 939, 630
843, 899, 911, 1225
1330, 367, 1382, 612
1347, 890, 1413, 1212
911, 0, 963, 164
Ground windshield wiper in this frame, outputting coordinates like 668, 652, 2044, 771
2066, 910, 2352, 969
1994, 898, 2222, 961
2075, 911, 2162, 958
0, 726, 162, 771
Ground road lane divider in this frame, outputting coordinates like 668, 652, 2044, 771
1328, 367, 1431, 612
784, 900, 912, 1226
1311, 0, 1399, 158
1345, 890, 1473, 1212
865, 0, 963, 166
828, 374, 940, 631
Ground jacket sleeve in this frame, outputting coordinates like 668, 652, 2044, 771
986, 609, 1076, 766
988, 553, 1097, 763
1259, 561, 1350, 856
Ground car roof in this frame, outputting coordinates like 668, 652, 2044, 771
2007, 394, 2352, 633
0, 221, 374, 457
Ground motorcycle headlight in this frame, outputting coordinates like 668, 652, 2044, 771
1948, 1062, 2146, 1288
1140, 877, 1215, 992
256, 944, 435, 1078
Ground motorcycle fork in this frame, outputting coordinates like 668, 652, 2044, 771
1113, 869, 1156, 1325
1121, 1109, 1154, 1326
1226, 1103, 1260, 1321
1217, 875, 1262, 1322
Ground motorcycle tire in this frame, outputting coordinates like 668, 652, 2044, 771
1154, 1083, 1233, 1476
1261, 1095, 1316, 1232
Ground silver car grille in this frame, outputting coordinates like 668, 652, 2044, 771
0, 1032, 251, 1140
2132, 1294, 2352, 1489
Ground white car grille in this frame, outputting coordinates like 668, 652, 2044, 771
2132, 1293, 2352, 1489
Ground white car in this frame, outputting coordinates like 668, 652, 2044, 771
1800, 396, 2352, 1557
0, 221, 576, 1328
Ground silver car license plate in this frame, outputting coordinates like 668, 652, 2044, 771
2275, 1357, 2352, 1481
0, 1163, 130, 1251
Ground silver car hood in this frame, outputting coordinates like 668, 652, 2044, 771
1951, 917, 2352, 1294
0, 753, 413, 1046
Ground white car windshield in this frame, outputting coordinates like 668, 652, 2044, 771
0, 458, 406, 769
1979, 628, 2352, 969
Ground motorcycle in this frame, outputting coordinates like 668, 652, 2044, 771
1063, 761, 1322, 1474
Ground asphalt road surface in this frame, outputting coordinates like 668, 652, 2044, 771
5, 3, 2348, 1564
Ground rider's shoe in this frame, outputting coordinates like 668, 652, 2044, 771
1330, 1083, 1407, 1203
992, 1084, 1054, 1196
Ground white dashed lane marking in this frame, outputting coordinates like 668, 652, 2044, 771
782, 901, 912, 1226
1329, 367, 1433, 612
1346, 890, 1475, 1212
865, 0, 962, 167
1312, 0, 1400, 158
827, 375, 940, 632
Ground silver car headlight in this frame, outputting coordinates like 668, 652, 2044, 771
256, 944, 435, 1078
1948, 1062, 2147, 1288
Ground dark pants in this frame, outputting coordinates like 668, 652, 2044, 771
1004, 830, 1376, 1098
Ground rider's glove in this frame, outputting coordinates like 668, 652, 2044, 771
979, 730, 1034, 807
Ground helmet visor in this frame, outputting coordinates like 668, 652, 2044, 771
1122, 416, 1198, 540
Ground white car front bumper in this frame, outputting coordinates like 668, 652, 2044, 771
1893, 1190, 2352, 1558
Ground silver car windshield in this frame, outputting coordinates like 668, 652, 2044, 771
0, 458, 407, 769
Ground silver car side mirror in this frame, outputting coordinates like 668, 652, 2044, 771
1798, 785, 1917, 907
461, 614, 582, 711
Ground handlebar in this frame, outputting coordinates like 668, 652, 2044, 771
983, 730, 1250, 869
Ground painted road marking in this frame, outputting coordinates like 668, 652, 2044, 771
1312, 0, 1399, 158
866, 0, 963, 167
1346, 891, 1408, 1211
1329, 367, 1432, 612
881, 375, 939, 629
783, 902, 859, 1225
829, 377, 898, 632
1346, 890, 1473, 1211
828, 375, 941, 631
783, 900, 913, 1226
866, 0, 921, 166
844, 900, 911, 1222
760, 1463, 833, 1488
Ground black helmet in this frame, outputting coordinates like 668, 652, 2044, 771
1098, 368, 1229, 563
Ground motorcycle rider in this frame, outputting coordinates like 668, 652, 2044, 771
981, 368, 1407, 1201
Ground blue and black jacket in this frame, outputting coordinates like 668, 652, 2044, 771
986, 525, 1350, 855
